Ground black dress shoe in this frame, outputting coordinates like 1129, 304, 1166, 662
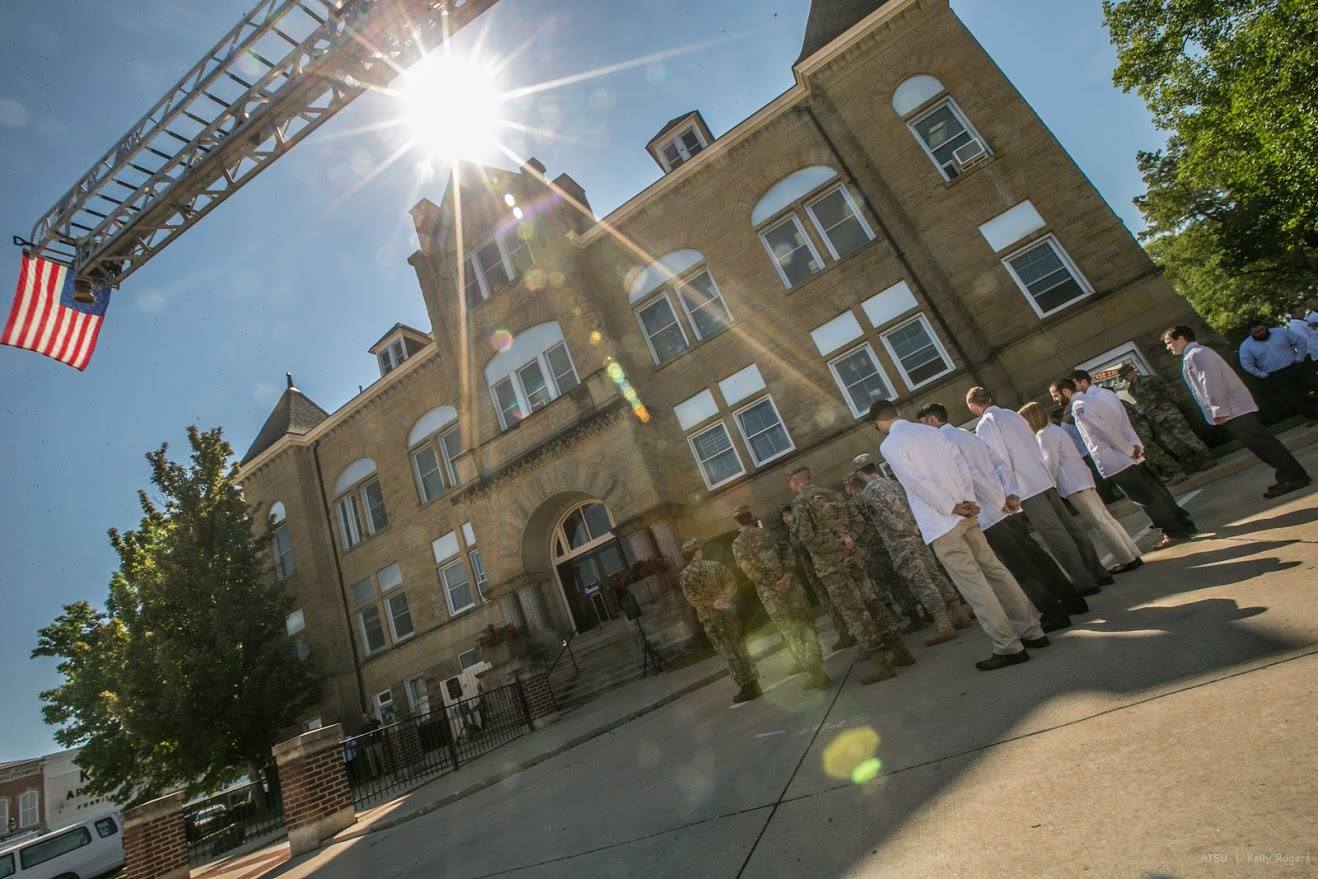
1111, 558, 1144, 574
1022, 636, 1051, 648
1078, 586, 1101, 597
976, 650, 1030, 671
1063, 598, 1089, 615
1041, 616, 1071, 633
1263, 479, 1311, 499
1097, 576, 1115, 587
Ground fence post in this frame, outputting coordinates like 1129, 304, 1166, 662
122, 791, 188, 879
515, 670, 561, 730
442, 707, 461, 771
514, 676, 533, 729
272, 724, 355, 856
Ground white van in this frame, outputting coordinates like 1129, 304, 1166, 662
0, 813, 124, 879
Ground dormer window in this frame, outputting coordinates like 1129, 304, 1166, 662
378, 339, 406, 375
658, 126, 706, 172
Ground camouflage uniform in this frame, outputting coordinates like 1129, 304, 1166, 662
1126, 372, 1213, 472
774, 515, 853, 643
791, 482, 901, 652
1123, 399, 1185, 481
732, 525, 823, 671
678, 557, 758, 689
847, 494, 924, 621
857, 475, 963, 614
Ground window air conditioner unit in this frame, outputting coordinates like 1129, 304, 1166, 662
953, 140, 988, 170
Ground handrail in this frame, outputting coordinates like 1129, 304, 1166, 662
546, 632, 579, 678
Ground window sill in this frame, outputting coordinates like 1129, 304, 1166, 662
340, 524, 390, 555
648, 324, 734, 375
940, 153, 999, 188
781, 237, 882, 298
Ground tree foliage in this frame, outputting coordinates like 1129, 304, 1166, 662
33, 427, 316, 804
1104, 0, 1318, 329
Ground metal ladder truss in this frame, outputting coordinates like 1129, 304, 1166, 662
26, 0, 496, 286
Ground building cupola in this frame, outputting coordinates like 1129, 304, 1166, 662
645, 110, 714, 173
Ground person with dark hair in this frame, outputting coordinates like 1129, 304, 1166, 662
1163, 325, 1310, 497
841, 474, 931, 634
776, 505, 854, 650
871, 399, 1047, 671
1238, 318, 1317, 419
731, 505, 829, 690
965, 386, 1110, 597
1286, 304, 1317, 363
1052, 376, 1196, 546
1067, 368, 1124, 417
1117, 362, 1213, 473
679, 538, 761, 704
917, 402, 1084, 632
788, 464, 914, 685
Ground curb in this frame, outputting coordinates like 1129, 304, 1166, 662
331, 636, 792, 843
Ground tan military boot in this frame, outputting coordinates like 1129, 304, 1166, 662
858, 651, 895, 685
884, 633, 916, 666
923, 609, 958, 646
949, 604, 975, 629
801, 663, 832, 690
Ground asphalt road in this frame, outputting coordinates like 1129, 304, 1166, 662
273, 444, 1318, 879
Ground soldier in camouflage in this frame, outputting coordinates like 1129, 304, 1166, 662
848, 455, 976, 647
731, 505, 830, 690
679, 539, 761, 704
1122, 398, 1186, 483
842, 477, 931, 634
787, 464, 915, 685
778, 505, 856, 651
1119, 363, 1213, 473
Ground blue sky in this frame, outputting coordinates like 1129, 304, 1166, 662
0, 0, 1163, 762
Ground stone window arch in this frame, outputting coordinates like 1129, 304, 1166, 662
628, 250, 734, 365
893, 74, 991, 180
751, 165, 873, 289
407, 405, 463, 503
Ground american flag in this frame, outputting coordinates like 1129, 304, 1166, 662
1, 252, 111, 371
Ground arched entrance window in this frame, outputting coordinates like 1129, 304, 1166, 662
551, 501, 631, 632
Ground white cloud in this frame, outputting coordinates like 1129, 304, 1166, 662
0, 98, 30, 128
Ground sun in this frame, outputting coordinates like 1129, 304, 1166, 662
396, 51, 504, 163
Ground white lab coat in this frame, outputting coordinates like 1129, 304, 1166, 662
973, 405, 1052, 499
939, 424, 1010, 529
1069, 389, 1142, 478
880, 420, 976, 544
1180, 341, 1259, 423
1036, 423, 1096, 497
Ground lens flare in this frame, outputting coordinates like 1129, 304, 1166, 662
822, 727, 882, 783
490, 329, 514, 352
850, 757, 882, 784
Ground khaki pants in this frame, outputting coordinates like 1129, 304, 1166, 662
931, 518, 1043, 654
1067, 488, 1140, 566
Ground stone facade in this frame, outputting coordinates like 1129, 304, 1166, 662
121, 792, 188, 879
236, 0, 1209, 730
272, 725, 355, 856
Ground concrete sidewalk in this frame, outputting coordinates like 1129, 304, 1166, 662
332, 624, 809, 842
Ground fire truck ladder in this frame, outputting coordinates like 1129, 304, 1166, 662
24, 0, 495, 288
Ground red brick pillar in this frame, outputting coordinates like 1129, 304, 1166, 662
122, 791, 188, 879
272, 724, 356, 856
516, 670, 560, 729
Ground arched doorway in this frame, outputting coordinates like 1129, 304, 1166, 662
551, 501, 631, 633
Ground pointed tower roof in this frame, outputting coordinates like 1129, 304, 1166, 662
796, 0, 892, 64
241, 373, 330, 464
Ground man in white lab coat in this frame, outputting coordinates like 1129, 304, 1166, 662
871, 399, 1046, 671
1162, 324, 1310, 498
916, 402, 1085, 633
1052, 376, 1197, 548
965, 387, 1111, 597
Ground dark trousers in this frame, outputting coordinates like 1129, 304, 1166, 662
984, 515, 1085, 621
1110, 464, 1195, 538
1223, 412, 1309, 485
1263, 363, 1318, 418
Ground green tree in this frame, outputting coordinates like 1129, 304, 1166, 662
1104, 0, 1318, 328
34, 426, 316, 804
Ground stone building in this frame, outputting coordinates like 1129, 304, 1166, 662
236, 0, 1208, 732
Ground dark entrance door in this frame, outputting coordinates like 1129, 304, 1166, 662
555, 539, 629, 632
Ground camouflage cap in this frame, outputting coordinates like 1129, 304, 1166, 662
1117, 362, 1137, 376
851, 452, 874, 473
732, 503, 753, 518
682, 538, 702, 556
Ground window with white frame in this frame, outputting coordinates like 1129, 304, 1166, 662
908, 99, 989, 180
734, 397, 795, 466
658, 125, 707, 172
674, 270, 732, 342
378, 339, 406, 376
350, 564, 406, 655
805, 185, 874, 260
688, 421, 746, 489
1002, 236, 1091, 317
411, 424, 462, 504
828, 344, 896, 418
489, 340, 580, 430
0, 796, 8, 832
271, 523, 293, 580
440, 559, 475, 616
405, 676, 430, 716
458, 646, 487, 672
286, 609, 310, 661
385, 593, 414, 642
882, 315, 954, 388
18, 790, 38, 828
375, 689, 395, 723
636, 294, 689, 364
469, 548, 487, 599
461, 227, 536, 307
760, 214, 824, 288
335, 478, 387, 550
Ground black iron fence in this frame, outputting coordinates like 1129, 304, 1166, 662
342, 681, 534, 811
183, 780, 285, 868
